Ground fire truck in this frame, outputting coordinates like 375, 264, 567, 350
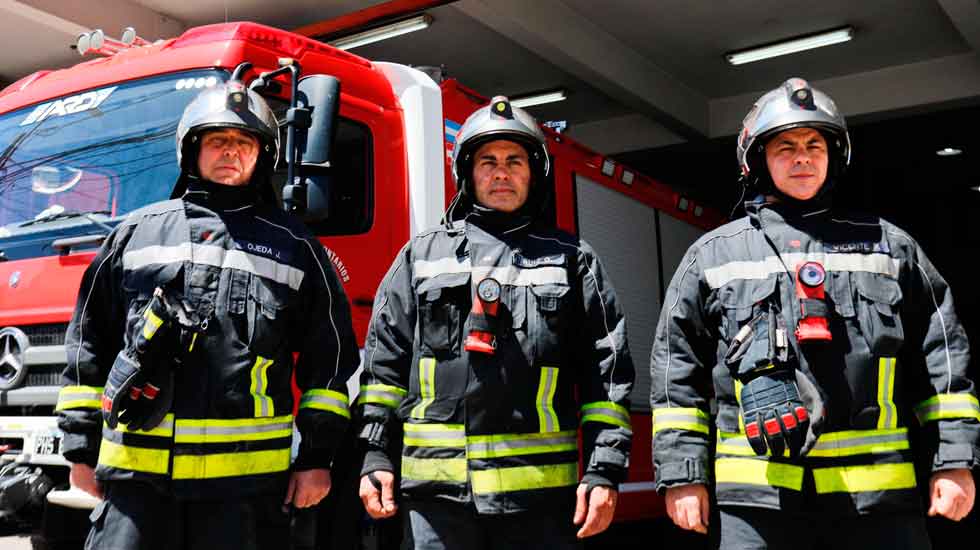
0, 21, 721, 544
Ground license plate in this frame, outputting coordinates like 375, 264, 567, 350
34, 435, 61, 456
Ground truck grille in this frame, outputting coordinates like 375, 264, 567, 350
27, 365, 64, 386
21, 323, 69, 347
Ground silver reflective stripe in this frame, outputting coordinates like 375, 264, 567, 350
703, 252, 900, 289
249, 356, 275, 418
123, 243, 304, 290
536, 367, 560, 433
466, 431, 576, 458
413, 258, 567, 287
174, 420, 292, 438
404, 424, 466, 447
877, 357, 897, 430
414, 257, 472, 280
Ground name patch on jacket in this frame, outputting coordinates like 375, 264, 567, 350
823, 241, 889, 254
238, 239, 287, 262
513, 253, 565, 268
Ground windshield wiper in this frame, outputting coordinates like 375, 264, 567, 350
20, 210, 113, 232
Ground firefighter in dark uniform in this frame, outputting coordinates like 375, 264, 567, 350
353, 97, 634, 549
650, 77, 978, 548
55, 80, 360, 550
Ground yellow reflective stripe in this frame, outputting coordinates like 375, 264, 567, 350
108, 413, 176, 437
300, 389, 351, 419
915, 393, 980, 423
401, 456, 467, 483
536, 367, 560, 433
466, 430, 577, 459
410, 358, 437, 420
734, 379, 746, 433
813, 462, 916, 494
581, 401, 631, 429
174, 415, 292, 443
716, 431, 758, 456
652, 407, 710, 435
142, 308, 164, 340
715, 457, 804, 490
403, 423, 466, 448
98, 438, 170, 474
357, 384, 408, 408
172, 448, 290, 479
188, 332, 198, 352
55, 385, 104, 411
809, 428, 909, 457
249, 356, 275, 418
877, 357, 898, 429
470, 463, 578, 494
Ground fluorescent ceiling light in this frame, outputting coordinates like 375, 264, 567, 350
511, 90, 567, 108
936, 147, 963, 157
726, 26, 854, 66
330, 14, 432, 50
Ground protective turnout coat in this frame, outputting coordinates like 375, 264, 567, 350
651, 200, 979, 515
357, 216, 634, 514
56, 181, 359, 499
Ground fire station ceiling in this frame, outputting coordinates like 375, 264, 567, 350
2, 0, 980, 154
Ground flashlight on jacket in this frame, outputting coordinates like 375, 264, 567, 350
465, 278, 501, 355
795, 261, 832, 342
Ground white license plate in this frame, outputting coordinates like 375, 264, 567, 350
34, 435, 61, 455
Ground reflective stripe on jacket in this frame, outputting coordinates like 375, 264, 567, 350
650, 201, 978, 516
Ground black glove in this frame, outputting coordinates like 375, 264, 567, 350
103, 287, 199, 431
726, 304, 826, 458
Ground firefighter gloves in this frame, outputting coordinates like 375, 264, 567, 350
739, 369, 810, 457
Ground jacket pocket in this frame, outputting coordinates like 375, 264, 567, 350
852, 272, 904, 355
528, 282, 571, 362
718, 277, 781, 376
246, 275, 290, 355
416, 272, 470, 356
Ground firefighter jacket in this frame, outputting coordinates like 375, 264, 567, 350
56, 179, 359, 499
355, 214, 634, 514
650, 200, 979, 516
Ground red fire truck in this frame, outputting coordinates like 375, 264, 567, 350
0, 21, 721, 544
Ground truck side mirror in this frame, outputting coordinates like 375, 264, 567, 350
294, 75, 341, 223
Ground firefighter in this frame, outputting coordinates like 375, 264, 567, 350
354, 96, 634, 549
650, 77, 978, 548
55, 80, 360, 550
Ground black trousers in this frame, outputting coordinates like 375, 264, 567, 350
84, 481, 292, 550
401, 498, 582, 550
716, 506, 932, 550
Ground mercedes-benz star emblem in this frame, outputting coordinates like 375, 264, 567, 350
0, 327, 30, 390
8, 271, 20, 288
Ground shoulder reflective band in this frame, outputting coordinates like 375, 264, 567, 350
470, 462, 577, 494
357, 384, 408, 409
404, 423, 465, 448
98, 439, 170, 474
914, 393, 980, 424
172, 448, 290, 479
581, 401, 631, 430
124, 243, 305, 291
536, 367, 560, 433
715, 457, 803, 490
56, 385, 104, 411
174, 415, 292, 443
142, 307, 164, 340
652, 407, 710, 435
813, 462, 916, 494
300, 389, 350, 419
410, 358, 437, 420
467, 430, 577, 459
401, 456, 467, 483
249, 356, 275, 418
877, 357, 898, 429
702, 253, 900, 289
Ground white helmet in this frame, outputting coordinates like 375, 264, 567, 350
451, 96, 550, 194
737, 77, 850, 182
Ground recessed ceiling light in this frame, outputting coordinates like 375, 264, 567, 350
936, 147, 963, 157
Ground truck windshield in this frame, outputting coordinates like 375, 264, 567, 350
0, 70, 226, 229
